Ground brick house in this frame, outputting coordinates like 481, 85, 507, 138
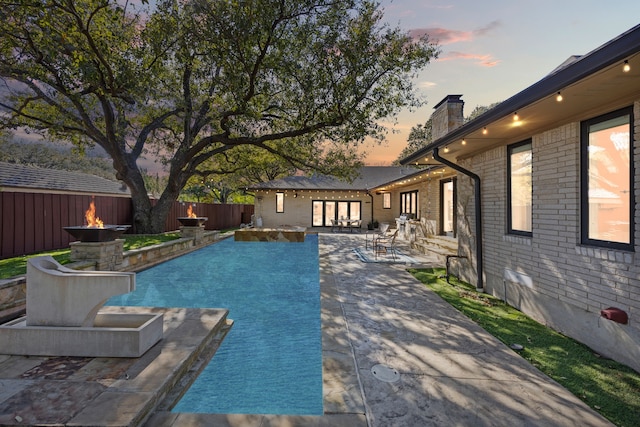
250, 166, 426, 230
401, 24, 640, 372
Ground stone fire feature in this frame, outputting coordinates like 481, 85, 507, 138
180, 225, 205, 244
69, 239, 124, 271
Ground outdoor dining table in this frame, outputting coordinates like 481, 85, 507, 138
340, 218, 361, 233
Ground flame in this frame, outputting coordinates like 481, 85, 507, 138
85, 199, 104, 228
187, 204, 197, 218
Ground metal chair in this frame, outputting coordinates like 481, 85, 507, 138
374, 229, 399, 259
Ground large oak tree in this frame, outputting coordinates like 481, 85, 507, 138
0, 0, 438, 233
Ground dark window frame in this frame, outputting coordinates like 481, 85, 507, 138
276, 192, 284, 213
400, 190, 418, 216
311, 200, 362, 227
382, 193, 391, 209
439, 177, 457, 237
507, 139, 533, 237
580, 106, 635, 251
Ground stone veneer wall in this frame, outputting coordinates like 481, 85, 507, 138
452, 101, 640, 372
431, 95, 464, 140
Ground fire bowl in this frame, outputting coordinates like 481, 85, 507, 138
64, 225, 131, 242
177, 217, 208, 227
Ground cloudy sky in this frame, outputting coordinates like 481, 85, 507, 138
365, 0, 640, 164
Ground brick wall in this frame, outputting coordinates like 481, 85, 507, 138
454, 101, 640, 372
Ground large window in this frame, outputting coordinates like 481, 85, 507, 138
312, 200, 361, 226
400, 190, 418, 216
581, 107, 634, 250
508, 140, 532, 235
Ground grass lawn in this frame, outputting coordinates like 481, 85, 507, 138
0, 233, 181, 280
408, 268, 640, 427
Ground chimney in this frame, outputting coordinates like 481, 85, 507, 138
431, 95, 464, 140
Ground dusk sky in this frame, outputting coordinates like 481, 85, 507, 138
366, 0, 640, 164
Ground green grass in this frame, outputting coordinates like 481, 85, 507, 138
0, 233, 181, 280
408, 268, 640, 427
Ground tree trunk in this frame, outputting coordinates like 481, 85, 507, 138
112, 152, 184, 234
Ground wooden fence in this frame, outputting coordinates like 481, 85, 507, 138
0, 192, 253, 259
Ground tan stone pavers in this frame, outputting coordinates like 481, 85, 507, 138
0, 307, 230, 426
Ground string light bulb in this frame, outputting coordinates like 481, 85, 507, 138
482, 127, 488, 135
623, 60, 631, 72
444, 146, 450, 153
462, 138, 467, 145
513, 112, 519, 121
556, 91, 563, 102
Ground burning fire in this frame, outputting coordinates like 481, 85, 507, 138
187, 204, 197, 218
85, 199, 104, 228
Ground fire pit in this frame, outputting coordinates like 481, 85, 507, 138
64, 197, 130, 242
64, 225, 130, 242
178, 204, 207, 227
177, 217, 208, 227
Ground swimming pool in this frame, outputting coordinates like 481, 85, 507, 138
107, 234, 323, 415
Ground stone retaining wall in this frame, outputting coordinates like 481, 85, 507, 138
0, 230, 224, 323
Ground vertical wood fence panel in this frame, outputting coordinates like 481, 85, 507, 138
1, 191, 254, 258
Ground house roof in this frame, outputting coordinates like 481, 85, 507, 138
401, 23, 640, 166
250, 166, 423, 191
0, 161, 130, 196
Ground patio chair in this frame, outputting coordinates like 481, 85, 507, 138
374, 229, 399, 259
330, 219, 341, 233
349, 219, 361, 233
366, 222, 390, 250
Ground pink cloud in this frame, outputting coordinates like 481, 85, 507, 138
409, 20, 501, 44
439, 51, 501, 67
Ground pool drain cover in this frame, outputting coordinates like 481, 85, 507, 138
371, 364, 400, 383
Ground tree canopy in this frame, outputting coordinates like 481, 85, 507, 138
0, 0, 439, 232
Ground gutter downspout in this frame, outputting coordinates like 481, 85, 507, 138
368, 191, 374, 227
433, 147, 484, 292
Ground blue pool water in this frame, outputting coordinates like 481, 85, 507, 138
107, 235, 322, 415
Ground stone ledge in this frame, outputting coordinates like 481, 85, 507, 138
0, 307, 232, 427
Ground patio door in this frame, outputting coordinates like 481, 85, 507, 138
312, 200, 361, 226
440, 178, 456, 237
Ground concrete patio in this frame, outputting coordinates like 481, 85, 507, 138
0, 232, 613, 426
149, 232, 612, 426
